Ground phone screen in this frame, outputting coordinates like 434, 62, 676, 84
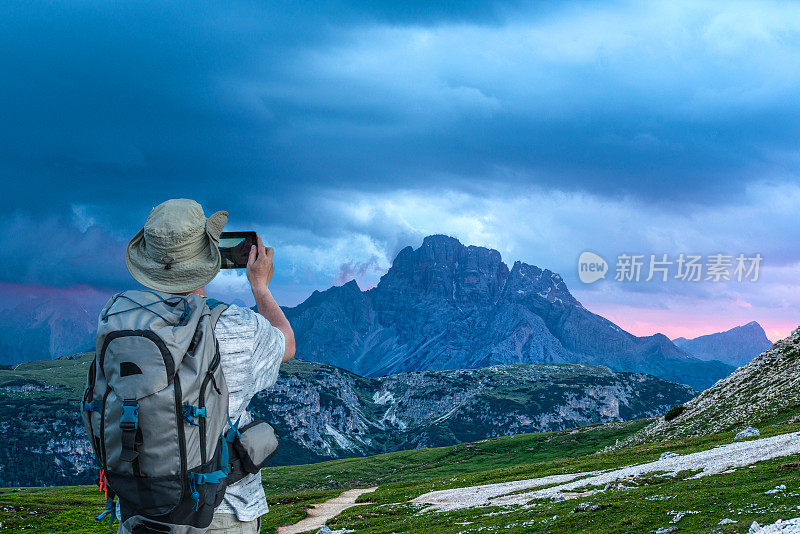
219, 231, 257, 269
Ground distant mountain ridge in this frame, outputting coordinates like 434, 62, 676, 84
0, 298, 97, 365
285, 235, 734, 390
6, 234, 735, 390
673, 321, 772, 367
0, 353, 694, 486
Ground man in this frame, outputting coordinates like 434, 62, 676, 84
122, 198, 295, 533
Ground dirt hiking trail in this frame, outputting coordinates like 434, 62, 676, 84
276, 486, 378, 534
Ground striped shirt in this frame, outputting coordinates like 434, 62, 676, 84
213, 304, 285, 522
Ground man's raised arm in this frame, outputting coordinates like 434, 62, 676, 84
246, 236, 296, 362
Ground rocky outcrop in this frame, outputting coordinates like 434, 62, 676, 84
286, 235, 734, 390
250, 360, 694, 465
0, 354, 694, 486
622, 326, 800, 446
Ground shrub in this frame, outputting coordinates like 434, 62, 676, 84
664, 405, 685, 422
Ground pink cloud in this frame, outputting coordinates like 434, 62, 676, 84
334, 256, 382, 289
588, 300, 795, 342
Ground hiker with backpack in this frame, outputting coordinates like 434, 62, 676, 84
81, 199, 295, 533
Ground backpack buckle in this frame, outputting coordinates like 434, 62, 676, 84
120, 400, 139, 431
182, 403, 206, 426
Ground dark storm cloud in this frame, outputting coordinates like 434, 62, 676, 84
1, 0, 800, 307
0, 0, 532, 219
5, 1, 798, 215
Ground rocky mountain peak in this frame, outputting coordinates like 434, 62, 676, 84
376, 234, 509, 305
295, 278, 361, 308
341, 279, 361, 291
672, 321, 772, 367
504, 260, 581, 307
286, 234, 735, 389
740, 321, 767, 335
421, 233, 463, 252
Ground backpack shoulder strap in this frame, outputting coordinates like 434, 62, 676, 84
206, 298, 229, 329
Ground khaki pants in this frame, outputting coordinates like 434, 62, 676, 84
205, 514, 261, 533
118, 514, 261, 533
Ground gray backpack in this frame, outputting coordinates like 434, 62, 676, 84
81, 290, 277, 531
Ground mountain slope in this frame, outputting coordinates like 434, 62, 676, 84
0, 353, 694, 487
0, 297, 98, 365
673, 321, 772, 367
623, 325, 800, 446
286, 235, 734, 389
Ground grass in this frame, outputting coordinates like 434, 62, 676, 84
0, 353, 93, 396
0, 487, 340, 533
2, 419, 800, 533
329, 453, 800, 533
259, 419, 650, 495
0, 487, 107, 533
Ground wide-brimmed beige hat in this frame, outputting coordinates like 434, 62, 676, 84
125, 199, 228, 293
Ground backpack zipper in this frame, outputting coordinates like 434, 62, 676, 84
198, 344, 221, 465
99, 386, 111, 471
174, 374, 187, 500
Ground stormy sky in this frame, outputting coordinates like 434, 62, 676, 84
1, 0, 799, 341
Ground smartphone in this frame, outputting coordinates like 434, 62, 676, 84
219, 231, 257, 269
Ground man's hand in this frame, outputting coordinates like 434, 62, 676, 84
246, 236, 296, 362
246, 236, 274, 290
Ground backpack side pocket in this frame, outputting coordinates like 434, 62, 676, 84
230, 420, 279, 478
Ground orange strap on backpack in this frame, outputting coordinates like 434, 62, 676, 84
98, 468, 110, 498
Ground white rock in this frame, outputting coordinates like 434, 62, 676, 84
719, 518, 737, 525
748, 517, 800, 533
660, 452, 680, 460
736, 427, 761, 440
414, 431, 800, 512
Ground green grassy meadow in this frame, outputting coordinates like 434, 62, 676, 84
2, 419, 799, 533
